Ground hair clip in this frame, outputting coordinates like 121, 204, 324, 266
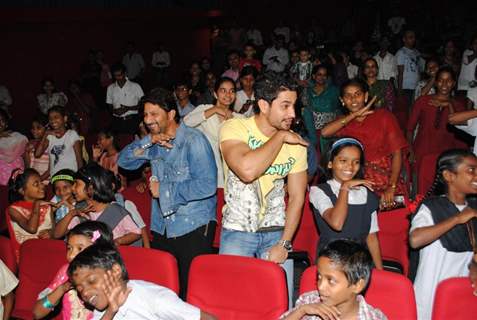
11, 168, 24, 182
91, 230, 101, 242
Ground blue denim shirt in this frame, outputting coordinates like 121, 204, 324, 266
118, 123, 217, 237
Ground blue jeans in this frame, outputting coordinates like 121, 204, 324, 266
219, 228, 294, 308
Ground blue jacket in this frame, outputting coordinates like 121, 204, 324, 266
118, 123, 217, 237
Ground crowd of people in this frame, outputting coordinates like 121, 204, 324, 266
1, 12, 477, 320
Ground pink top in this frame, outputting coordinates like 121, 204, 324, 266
68, 209, 141, 239
38, 264, 93, 320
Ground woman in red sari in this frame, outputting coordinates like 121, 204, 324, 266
407, 66, 467, 177
322, 79, 408, 208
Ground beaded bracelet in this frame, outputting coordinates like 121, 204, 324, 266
42, 296, 55, 310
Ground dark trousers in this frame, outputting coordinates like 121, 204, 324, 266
112, 114, 139, 134
151, 221, 216, 299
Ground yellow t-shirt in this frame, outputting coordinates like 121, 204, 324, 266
219, 116, 307, 232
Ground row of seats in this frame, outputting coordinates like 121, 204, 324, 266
3, 238, 476, 320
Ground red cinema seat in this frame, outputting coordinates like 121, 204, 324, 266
377, 207, 410, 276
432, 277, 477, 320
122, 181, 152, 235
292, 192, 319, 264
187, 254, 288, 319
300, 266, 417, 320
0, 235, 17, 273
119, 246, 179, 294
13, 239, 66, 320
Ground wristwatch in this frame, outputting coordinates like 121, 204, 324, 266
279, 240, 293, 252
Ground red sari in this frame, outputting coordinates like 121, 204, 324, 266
407, 95, 467, 172
338, 109, 408, 196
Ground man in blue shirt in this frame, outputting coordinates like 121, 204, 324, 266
118, 88, 217, 299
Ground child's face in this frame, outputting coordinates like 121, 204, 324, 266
48, 111, 66, 131
317, 257, 361, 307
31, 121, 46, 139
73, 266, 112, 310
328, 146, 361, 183
446, 156, 477, 195
228, 53, 240, 69
97, 134, 112, 150
73, 179, 90, 202
299, 51, 310, 63
240, 74, 255, 92
54, 180, 73, 200
66, 234, 93, 262
426, 61, 439, 77
291, 52, 299, 64
22, 174, 45, 201
244, 46, 255, 58
215, 81, 236, 107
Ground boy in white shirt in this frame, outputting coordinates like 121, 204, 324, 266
68, 244, 216, 320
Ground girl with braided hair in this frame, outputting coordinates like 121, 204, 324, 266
409, 149, 477, 320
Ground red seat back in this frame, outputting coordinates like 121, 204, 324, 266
119, 246, 179, 294
417, 153, 440, 195
292, 192, 319, 264
13, 239, 66, 320
122, 181, 152, 234
432, 277, 477, 320
0, 235, 17, 273
213, 188, 224, 248
300, 266, 417, 320
187, 254, 288, 319
377, 207, 410, 276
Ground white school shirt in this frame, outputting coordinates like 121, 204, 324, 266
374, 52, 397, 81
262, 47, 289, 73
93, 280, 200, 320
410, 202, 473, 320
309, 179, 379, 233
46, 130, 80, 175
122, 53, 145, 80
233, 90, 255, 116
106, 79, 144, 117
346, 64, 359, 79
458, 49, 477, 91
151, 51, 171, 69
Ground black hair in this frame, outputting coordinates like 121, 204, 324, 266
435, 65, 456, 82
340, 78, 369, 98
240, 66, 258, 79
51, 168, 76, 186
8, 168, 41, 203
111, 63, 126, 75
361, 58, 379, 79
41, 78, 56, 91
312, 64, 329, 77
67, 221, 115, 247
420, 57, 440, 81
426, 149, 476, 198
321, 137, 365, 180
75, 163, 116, 203
47, 106, 67, 117
97, 129, 120, 152
141, 87, 179, 123
31, 114, 48, 127
253, 73, 296, 114
67, 244, 129, 281
319, 239, 373, 290
298, 47, 310, 54
227, 49, 240, 58
173, 79, 190, 90
214, 76, 236, 93
0, 109, 9, 126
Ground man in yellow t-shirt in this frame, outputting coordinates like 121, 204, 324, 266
219, 75, 308, 305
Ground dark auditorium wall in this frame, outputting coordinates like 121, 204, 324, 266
0, 8, 212, 133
